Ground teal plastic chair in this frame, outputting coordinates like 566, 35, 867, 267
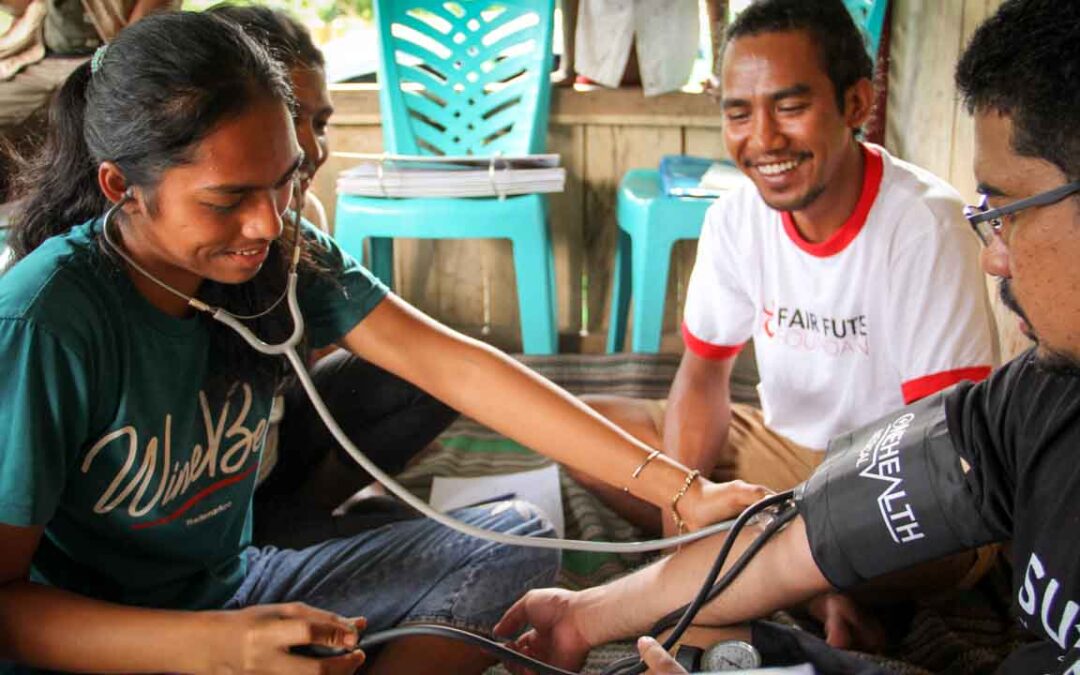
606, 170, 715, 354
334, 0, 558, 354
844, 0, 888, 59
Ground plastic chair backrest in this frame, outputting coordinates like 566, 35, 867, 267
373, 0, 555, 157
843, 0, 888, 60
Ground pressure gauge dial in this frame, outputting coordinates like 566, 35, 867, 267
701, 639, 762, 671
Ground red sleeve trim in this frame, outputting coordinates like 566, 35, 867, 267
681, 322, 745, 360
901, 366, 992, 404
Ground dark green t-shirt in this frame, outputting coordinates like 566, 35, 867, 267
0, 219, 387, 610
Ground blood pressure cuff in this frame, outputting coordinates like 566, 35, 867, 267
795, 391, 998, 589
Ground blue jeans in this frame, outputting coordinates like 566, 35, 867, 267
225, 502, 559, 634
255, 350, 459, 550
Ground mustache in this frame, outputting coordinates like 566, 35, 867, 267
998, 278, 1032, 328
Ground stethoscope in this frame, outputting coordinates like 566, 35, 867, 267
100, 183, 742, 554
101, 182, 795, 675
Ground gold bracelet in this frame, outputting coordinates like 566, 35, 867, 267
623, 449, 662, 493
670, 469, 701, 534
631, 449, 661, 479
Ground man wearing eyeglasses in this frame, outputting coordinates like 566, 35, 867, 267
496, 0, 1080, 673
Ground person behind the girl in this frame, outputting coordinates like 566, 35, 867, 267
207, 2, 461, 550
0, 11, 763, 673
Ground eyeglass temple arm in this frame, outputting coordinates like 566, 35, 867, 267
969, 180, 1080, 225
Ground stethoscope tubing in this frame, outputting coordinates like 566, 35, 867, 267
101, 193, 740, 553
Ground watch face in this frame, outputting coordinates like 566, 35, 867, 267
702, 640, 762, 671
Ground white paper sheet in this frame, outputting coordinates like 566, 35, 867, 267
429, 464, 565, 538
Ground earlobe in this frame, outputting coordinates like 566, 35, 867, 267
97, 161, 130, 204
845, 78, 875, 130
98, 161, 144, 217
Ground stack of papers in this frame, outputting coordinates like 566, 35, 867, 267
336, 153, 566, 198
429, 464, 565, 537
659, 155, 746, 198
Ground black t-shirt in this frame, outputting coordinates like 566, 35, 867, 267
947, 350, 1080, 675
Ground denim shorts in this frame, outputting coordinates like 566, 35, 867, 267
225, 501, 559, 634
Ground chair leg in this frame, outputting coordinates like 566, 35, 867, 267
630, 235, 674, 354
369, 237, 395, 291
606, 228, 632, 353
511, 226, 558, 355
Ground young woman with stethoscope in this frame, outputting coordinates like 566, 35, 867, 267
0, 11, 763, 673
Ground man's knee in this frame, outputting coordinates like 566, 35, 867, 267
581, 394, 664, 448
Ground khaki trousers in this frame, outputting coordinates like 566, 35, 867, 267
646, 401, 824, 492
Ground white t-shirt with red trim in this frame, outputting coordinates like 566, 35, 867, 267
683, 144, 996, 450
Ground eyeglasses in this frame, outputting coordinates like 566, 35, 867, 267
964, 180, 1080, 246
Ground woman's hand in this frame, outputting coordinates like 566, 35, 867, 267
201, 603, 366, 674
680, 479, 771, 532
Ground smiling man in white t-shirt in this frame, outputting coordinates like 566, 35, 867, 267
577, 0, 995, 540
573, 0, 997, 650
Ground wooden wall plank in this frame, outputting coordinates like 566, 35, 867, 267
327, 85, 727, 128
582, 125, 682, 338
886, 0, 1027, 362
885, 0, 965, 180
547, 123, 586, 335
948, 0, 998, 204
683, 127, 728, 161
953, 0, 1028, 360
551, 87, 725, 127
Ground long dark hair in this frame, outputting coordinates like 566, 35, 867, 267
8, 11, 312, 394
207, 3, 324, 72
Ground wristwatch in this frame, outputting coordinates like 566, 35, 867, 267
701, 639, 762, 671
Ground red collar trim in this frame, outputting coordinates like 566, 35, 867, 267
781, 144, 883, 258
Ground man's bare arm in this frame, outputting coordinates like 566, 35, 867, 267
573, 517, 830, 644
495, 515, 833, 670
664, 349, 737, 475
